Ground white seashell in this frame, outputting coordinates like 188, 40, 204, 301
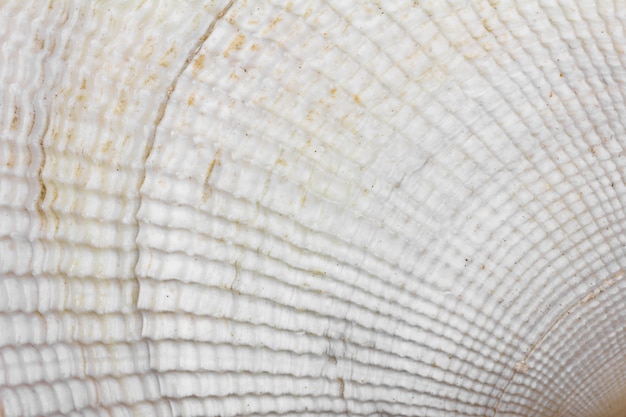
1, 0, 625, 416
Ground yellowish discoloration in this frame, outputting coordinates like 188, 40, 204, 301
159, 45, 176, 67
330, 88, 337, 98
224, 33, 246, 58
514, 361, 529, 374
202, 149, 221, 202
74, 163, 84, 181
250, 43, 260, 51
115, 91, 127, 114
263, 15, 283, 35
34, 33, 44, 50
101, 141, 113, 153
275, 150, 286, 166
139, 38, 155, 59
50, 183, 58, 205
144, 73, 158, 85
193, 54, 205, 74
482, 17, 496, 33
353, 94, 362, 104
187, 93, 196, 106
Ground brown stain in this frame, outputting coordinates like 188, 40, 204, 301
34, 32, 44, 50
5, 150, 14, 168
250, 43, 260, 51
337, 377, 345, 399
223, 33, 246, 58
80, 78, 87, 90
10, 106, 19, 130
193, 54, 205, 74
330, 87, 337, 98
549, 91, 553, 98
187, 93, 196, 106
580, 292, 597, 304
589, 145, 596, 156
49, 184, 59, 232
37, 180, 47, 213
353, 94, 362, 104
36, 115, 50, 223
202, 149, 222, 202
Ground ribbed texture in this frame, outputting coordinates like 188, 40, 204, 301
1, 1, 626, 416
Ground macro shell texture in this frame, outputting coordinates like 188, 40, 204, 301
1, 0, 626, 416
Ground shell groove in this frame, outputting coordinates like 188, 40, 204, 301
1, 1, 626, 416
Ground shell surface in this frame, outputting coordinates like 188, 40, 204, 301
1, 1, 626, 416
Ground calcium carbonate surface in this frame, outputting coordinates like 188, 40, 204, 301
1, 1, 626, 416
